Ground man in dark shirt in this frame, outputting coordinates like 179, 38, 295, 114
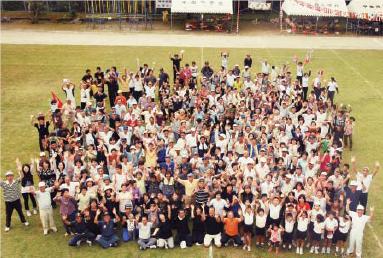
65, 213, 96, 246
201, 62, 214, 80
159, 68, 169, 87
94, 210, 120, 248
82, 69, 93, 82
173, 209, 192, 248
170, 52, 183, 83
93, 86, 108, 108
33, 114, 50, 151
244, 54, 253, 68
203, 207, 222, 247
94, 66, 104, 85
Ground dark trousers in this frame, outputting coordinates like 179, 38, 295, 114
192, 230, 205, 244
302, 87, 308, 101
133, 90, 142, 101
176, 233, 192, 246
344, 134, 353, 150
5, 199, 26, 227
22, 193, 37, 211
328, 91, 335, 105
68, 232, 96, 246
314, 87, 321, 100
38, 137, 45, 151
51, 190, 57, 208
360, 192, 368, 213
221, 233, 242, 245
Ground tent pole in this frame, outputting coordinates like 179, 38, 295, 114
236, 0, 240, 34
316, 16, 318, 32
171, 11, 173, 31
280, 0, 283, 32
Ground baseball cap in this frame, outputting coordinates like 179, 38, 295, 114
38, 182, 46, 187
5, 171, 14, 177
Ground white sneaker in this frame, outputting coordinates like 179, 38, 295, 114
5, 227, 10, 232
327, 247, 331, 254
26, 210, 32, 217
300, 247, 304, 255
322, 247, 326, 254
315, 248, 319, 254
296, 247, 300, 254
310, 246, 314, 253
288, 244, 292, 250
43, 229, 48, 235
86, 240, 92, 246
24, 222, 29, 226
195, 242, 202, 246
33, 209, 38, 215
149, 245, 156, 249
233, 243, 238, 247
247, 246, 251, 252
243, 245, 247, 250
51, 227, 58, 232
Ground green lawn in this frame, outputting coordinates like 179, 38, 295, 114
1, 44, 383, 258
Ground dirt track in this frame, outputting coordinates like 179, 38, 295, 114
1, 29, 383, 49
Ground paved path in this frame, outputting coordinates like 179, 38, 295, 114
2, 29, 383, 49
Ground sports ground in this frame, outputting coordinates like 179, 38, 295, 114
1, 30, 383, 257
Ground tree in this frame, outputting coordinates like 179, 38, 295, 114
28, 1, 46, 24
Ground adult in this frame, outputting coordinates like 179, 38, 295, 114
0, 171, 29, 232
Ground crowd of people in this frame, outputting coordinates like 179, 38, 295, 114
1, 50, 380, 258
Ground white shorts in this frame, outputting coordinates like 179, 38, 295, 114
204, 233, 221, 247
157, 237, 174, 248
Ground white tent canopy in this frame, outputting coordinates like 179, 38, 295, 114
282, 0, 348, 17
171, 0, 233, 14
348, 0, 383, 21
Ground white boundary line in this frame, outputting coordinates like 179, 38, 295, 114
367, 223, 383, 250
331, 49, 383, 99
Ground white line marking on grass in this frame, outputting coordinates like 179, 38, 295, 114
208, 245, 213, 258
331, 49, 383, 99
367, 223, 383, 251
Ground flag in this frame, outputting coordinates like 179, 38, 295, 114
51, 91, 63, 109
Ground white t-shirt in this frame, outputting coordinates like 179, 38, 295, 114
80, 88, 90, 103
356, 173, 373, 193
324, 217, 338, 232
209, 198, 228, 216
313, 221, 325, 234
349, 211, 370, 233
338, 217, 351, 234
269, 204, 282, 219
256, 214, 267, 228
284, 220, 295, 233
35, 188, 53, 210
297, 217, 309, 231
138, 222, 153, 239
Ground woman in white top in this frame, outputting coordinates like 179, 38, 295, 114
116, 184, 133, 214
62, 80, 76, 107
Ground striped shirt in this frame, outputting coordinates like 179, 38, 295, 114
195, 189, 209, 205
0, 179, 22, 202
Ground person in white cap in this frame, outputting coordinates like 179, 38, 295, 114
0, 171, 29, 232
32, 181, 58, 235
346, 200, 374, 258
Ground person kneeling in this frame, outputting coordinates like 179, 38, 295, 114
94, 209, 120, 248
153, 213, 174, 249
65, 212, 95, 247
203, 207, 221, 247
137, 215, 157, 250
220, 210, 243, 247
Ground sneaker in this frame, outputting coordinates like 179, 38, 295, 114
247, 246, 251, 252
296, 247, 300, 254
51, 227, 58, 232
233, 243, 238, 247
64, 233, 69, 237
315, 248, 319, 254
24, 222, 29, 226
310, 246, 314, 253
33, 209, 38, 215
224, 243, 229, 247
165, 243, 168, 249
77, 240, 81, 246
300, 247, 304, 255
149, 245, 156, 249
139, 246, 144, 250
322, 247, 326, 254
195, 242, 202, 246
111, 242, 118, 247
283, 244, 286, 248
327, 247, 331, 254
243, 245, 247, 250
86, 240, 92, 246
43, 229, 48, 235
5, 227, 10, 232
288, 244, 292, 250
26, 210, 32, 217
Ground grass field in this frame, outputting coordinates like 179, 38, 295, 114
1, 44, 383, 258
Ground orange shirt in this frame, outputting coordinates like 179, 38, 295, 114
223, 217, 240, 236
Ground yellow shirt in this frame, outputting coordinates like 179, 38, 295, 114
233, 81, 243, 91
178, 179, 198, 196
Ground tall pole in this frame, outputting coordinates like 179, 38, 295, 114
280, 0, 283, 32
236, 0, 240, 34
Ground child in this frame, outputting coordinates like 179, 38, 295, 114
310, 214, 325, 254
268, 224, 284, 254
335, 214, 351, 256
124, 213, 136, 242
324, 211, 338, 254
240, 199, 255, 252
255, 208, 267, 246
282, 212, 295, 250
296, 210, 309, 255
